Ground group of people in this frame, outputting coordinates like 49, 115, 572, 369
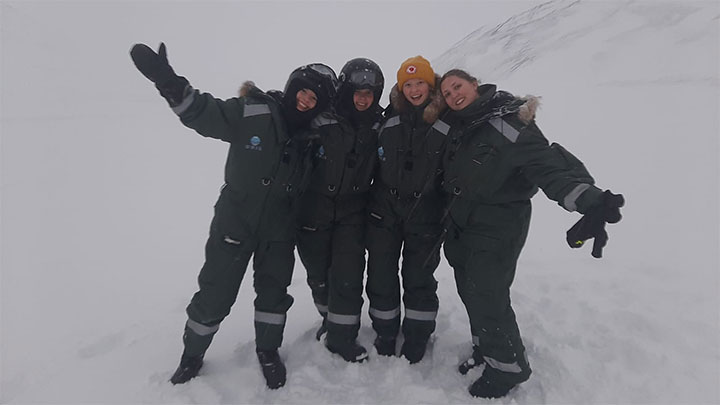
130, 43, 624, 399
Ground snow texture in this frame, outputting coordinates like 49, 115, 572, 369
1, 0, 719, 404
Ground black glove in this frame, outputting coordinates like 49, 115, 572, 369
130, 43, 188, 106
566, 190, 625, 258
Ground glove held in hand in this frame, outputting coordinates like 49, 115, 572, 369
566, 190, 624, 258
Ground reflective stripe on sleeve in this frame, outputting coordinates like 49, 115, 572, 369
404, 309, 437, 322
380, 116, 401, 131
327, 312, 361, 325
432, 119, 450, 135
489, 117, 520, 143
186, 318, 219, 336
254, 311, 286, 325
172, 87, 195, 115
243, 103, 271, 117
312, 115, 339, 127
563, 183, 591, 212
369, 306, 401, 320
472, 335, 481, 346
484, 356, 523, 373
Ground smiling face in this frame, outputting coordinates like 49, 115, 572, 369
353, 89, 374, 112
441, 75, 479, 111
402, 78, 430, 106
296, 88, 318, 112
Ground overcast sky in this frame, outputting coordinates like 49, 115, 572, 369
16, 0, 547, 98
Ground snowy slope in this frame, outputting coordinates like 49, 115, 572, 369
2, 1, 719, 404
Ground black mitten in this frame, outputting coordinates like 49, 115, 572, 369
130, 43, 188, 106
566, 190, 624, 258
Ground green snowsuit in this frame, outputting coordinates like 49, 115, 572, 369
366, 101, 449, 343
296, 110, 380, 347
172, 84, 312, 355
441, 84, 604, 387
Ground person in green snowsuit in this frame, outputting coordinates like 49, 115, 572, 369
130, 43, 337, 389
365, 56, 449, 363
438, 69, 624, 399
296, 58, 385, 363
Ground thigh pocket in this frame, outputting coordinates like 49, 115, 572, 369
214, 189, 253, 242
453, 231, 503, 269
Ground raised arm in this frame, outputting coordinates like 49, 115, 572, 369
130, 43, 245, 142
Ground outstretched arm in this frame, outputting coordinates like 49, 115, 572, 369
130, 43, 189, 107
503, 118, 624, 257
130, 43, 246, 142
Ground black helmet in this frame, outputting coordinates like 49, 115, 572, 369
283, 63, 338, 111
338, 58, 385, 105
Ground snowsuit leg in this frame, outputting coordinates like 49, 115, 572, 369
252, 240, 296, 351
184, 217, 254, 357
366, 220, 403, 338
325, 221, 366, 347
444, 201, 533, 387
399, 225, 441, 343
297, 227, 332, 318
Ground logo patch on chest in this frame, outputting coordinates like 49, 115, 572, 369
245, 135, 263, 151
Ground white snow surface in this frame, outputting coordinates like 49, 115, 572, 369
2, 1, 719, 404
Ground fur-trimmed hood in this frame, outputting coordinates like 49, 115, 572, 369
516, 95, 540, 124
445, 83, 540, 125
389, 74, 447, 123
478, 83, 540, 124
239, 80, 259, 97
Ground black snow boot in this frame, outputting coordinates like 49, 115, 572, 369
458, 345, 485, 375
469, 375, 516, 399
256, 349, 286, 389
170, 354, 203, 384
401, 338, 428, 364
373, 335, 397, 356
326, 340, 369, 363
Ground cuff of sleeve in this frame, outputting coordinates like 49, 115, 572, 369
171, 85, 195, 115
572, 185, 604, 214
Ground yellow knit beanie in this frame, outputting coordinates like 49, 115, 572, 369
396, 56, 435, 91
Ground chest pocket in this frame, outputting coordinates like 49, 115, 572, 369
272, 138, 311, 199
376, 116, 403, 189
346, 123, 380, 194
314, 129, 345, 195
308, 116, 354, 196
242, 103, 275, 144
445, 134, 501, 198
404, 119, 448, 196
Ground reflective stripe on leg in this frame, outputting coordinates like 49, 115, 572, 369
255, 311, 286, 325
483, 356, 523, 374
186, 318, 220, 336
404, 309, 437, 322
327, 312, 361, 325
369, 306, 400, 320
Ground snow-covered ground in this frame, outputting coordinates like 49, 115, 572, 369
2, 0, 718, 404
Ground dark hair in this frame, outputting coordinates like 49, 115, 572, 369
440, 69, 479, 87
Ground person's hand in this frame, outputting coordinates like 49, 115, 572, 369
566, 190, 624, 258
130, 43, 174, 84
130, 43, 188, 106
